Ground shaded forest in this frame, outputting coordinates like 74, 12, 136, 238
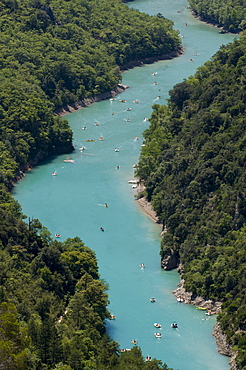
188, 0, 246, 33
136, 34, 246, 369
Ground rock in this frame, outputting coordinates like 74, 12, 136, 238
173, 279, 221, 311
55, 84, 129, 116
213, 323, 232, 357
161, 252, 179, 270
229, 352, 239, 370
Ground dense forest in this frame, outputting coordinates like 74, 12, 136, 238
0, 187, 174, 369
0, 0, 180, 191
136, 34, 246, 369
188, 0, 246, 33
0, 0, 181, 368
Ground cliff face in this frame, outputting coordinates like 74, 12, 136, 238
213, 322, 233, 357
161, 249, 180, 270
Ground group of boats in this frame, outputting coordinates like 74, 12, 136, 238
76, 97, 149, 162
196, 306, 217, 315
114, 263, 180, 355
153, 321, 178, 338
149, 294, 178, 336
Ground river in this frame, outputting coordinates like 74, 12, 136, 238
13, 1, 238, 369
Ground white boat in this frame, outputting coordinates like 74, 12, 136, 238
128, 180, 137, 184
63, 159, 75, 163
154, 323, 161, 328
132, 185, 137, 189
154, 333, 162, 338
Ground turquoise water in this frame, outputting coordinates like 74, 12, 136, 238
13, 1, 238, 369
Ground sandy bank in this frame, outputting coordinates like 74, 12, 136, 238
135, 184, 164, 229
136, 197, 160, 224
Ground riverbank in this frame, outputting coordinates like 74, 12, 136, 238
54, 83, 129, 117
135, 186, 236, 368
54, 47, 184, 117
191, 10, 241, 35
119, 47, 184, 71
172, 279, 233, 359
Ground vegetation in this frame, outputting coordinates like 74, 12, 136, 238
0, 186, 174, 369
188, 0, 246, 33
0, 0, 180, 109
0, 0, 180, 368
0, 0, 180, 190
136, 34, 246, 369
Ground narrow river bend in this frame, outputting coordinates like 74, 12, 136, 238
13, 1, 237, 369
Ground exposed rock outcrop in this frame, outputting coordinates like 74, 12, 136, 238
229, 352, 239, 370
119, 48, 184, 70
213, 322, 233, 357
173, 279, 222, 312
161, 250, 180, 270
55, 84, 128, 116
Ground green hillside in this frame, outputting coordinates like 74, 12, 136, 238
0, 0, 180, 368
136, 34, 246, 369
0, 0, 180, 190
188, 0, 246, 33
0, 187, 175, 369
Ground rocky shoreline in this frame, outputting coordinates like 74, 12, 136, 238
54, 48, 183, 117
119, 47, 184, 71
54, 83, 128, 117
135, 186, 237, 369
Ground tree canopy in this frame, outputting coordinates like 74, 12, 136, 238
188, 0, 246, 33
136, 34, 246, 369
0, 192, 174, 369
0, 0, 180, 190
0, 0, 180, 367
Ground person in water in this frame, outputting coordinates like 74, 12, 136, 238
100, 227, 104, 232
